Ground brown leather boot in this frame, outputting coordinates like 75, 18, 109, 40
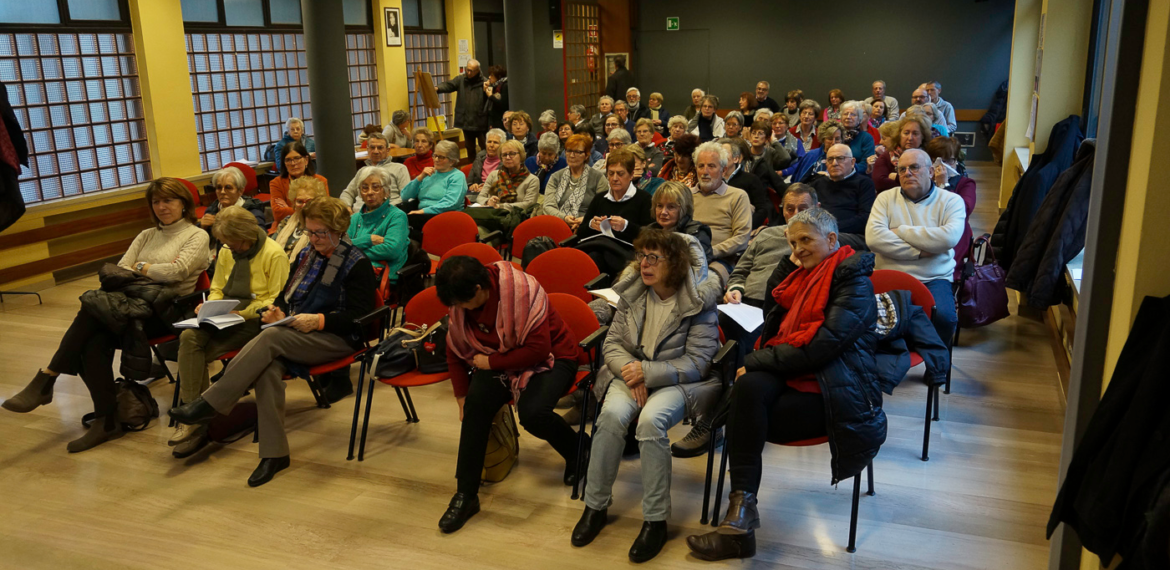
67, 417, 123, 453
2, 371, 57, 413
685, 491, 760, 561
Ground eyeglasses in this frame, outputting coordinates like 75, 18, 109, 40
501, 152, 520, 158
825, 156, 852, 163
284, 155, 306, 164
359, 184, 384, 191
307, 229, 333, 239
635, 252, 665, 266
434, 155, 452, 161
214, 185, 238, 191
897, 163, 926, 174
566, 149, 586, 156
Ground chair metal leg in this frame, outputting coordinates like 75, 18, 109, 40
700, 426, 717, 525
711, 433, 729, 527
922, 385, 934, 461
357, 372, 378, 461
169, 376, 181, 427
403, 387, 420, 423
933, 383, 941, 422
571, 390, 590, 501
847, 472, 861, 553
393, 387, 411, 421
347, 365, 366, 461
866, 461, 875, 496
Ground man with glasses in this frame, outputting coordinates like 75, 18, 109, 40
339, 132, 410, 213
807, 144, 876, 235
865, 148, 966, 345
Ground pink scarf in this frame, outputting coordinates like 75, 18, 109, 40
447, 261, 554, 402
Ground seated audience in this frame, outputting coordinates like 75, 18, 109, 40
869, 100, 888, 128
404, 127, 436, 179
3, 179, 210, 452
788, 99, 822, 154
381, 110, 412, 149
340, 132, 410, 212
201, 166, 267, 271
648, 91, 671, 134
724, 111, 746, 140
747, 120, 789, 175
556, 121, 574, 152
633, 118, 666, 175
347, 165, 410, 277
683, 88, 705, 121
613, 100, 634, 136
270, 141, 329, 225
691, 142, 752, 284
590, 96, 615, 136
871, 114, 933, 192
575, 147, 655, 278
866, 148, 965, 349
269, 117, 315, 165
567, 103, 587, 130
594, 114, 624, 157
753, 81, 781, 113
170, 206, 290, 458
688, 95, 725, 142
925, 136, 977, 280
660, 132, 701, 186
169, 197, 376, 487
593, 128, 632, 173
572, 229, 720, 563
272, 176, 326, 262
687, 207, 885, 561
476, 139, 540, 218
544, 134, 606, 231
485, 65, 509, 130
864, 79, 900, 120
526, 132, 567, 192
629, 144, 666, 196
823, 89, 845, 121
401, 140, 468, 235
539, 109, 558, 135
770, 113, 798, 161
807, 144, 877, 234
434, 256, 585, 533
923, 80, 958, 134
839, 101, 876, 165
649, 181, 713, 263
783, 119, 844, 183
720, 137, 771, 228
626, 87, 651, 122
662, 115, 689, 155
507, 110, 539, 158
468, 128, 506, 194
782, 89, 804, 127
736, 93, 756, 129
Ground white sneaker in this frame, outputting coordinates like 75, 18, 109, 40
168, 423, 200, 446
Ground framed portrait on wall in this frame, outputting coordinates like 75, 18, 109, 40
384, 8, 402, 46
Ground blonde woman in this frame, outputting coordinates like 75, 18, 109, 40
273, 175, 327, 263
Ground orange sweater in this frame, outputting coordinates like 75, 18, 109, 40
269, 173, 329, 225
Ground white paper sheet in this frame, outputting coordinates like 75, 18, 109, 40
261, 315, 297, 330
718, 303, 764, 332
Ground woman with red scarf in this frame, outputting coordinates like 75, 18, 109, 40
687, 208, 887, 561
435, 257, 584, 534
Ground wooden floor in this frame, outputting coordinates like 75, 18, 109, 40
0, 162, 1065, 569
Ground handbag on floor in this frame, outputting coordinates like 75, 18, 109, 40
482, 404, 519, 484
81, 378, 159, 432
958, 234, 1010, 328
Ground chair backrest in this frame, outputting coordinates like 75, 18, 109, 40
223, 161, 259, 194
177, 178, 201, 205
403, 286, 448, 327
547, 292, 599, 365
869, 269, 934, 319
460, 163, 473, 179
526, 248, 601, 303
440, 242, 503, 268
780, 436, 830, 447
421, 211, 479, 257
195, 271, 211, 291
510, 215, 573, 260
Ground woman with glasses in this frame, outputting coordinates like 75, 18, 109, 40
687, 95, 725, 142
839, 101, 876, 166
347, 165, 410, 279
168, 197, 377, 488
400, 139, 468, 236
571, 229, 720, 563
270, 141, 329, 225
477, 140, 539, 211
200, 166, 268, 273
871, 113, 933, 192
273, 176, 327, 262
544, 134, 605, 231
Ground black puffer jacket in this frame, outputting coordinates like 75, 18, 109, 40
873, 289, 950, 394
80, 264, 180, 380
746, 250, 886, 484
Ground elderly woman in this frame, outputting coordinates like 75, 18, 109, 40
273, 176, 327, 262
475, 139, 540, 223
525, 132, 567, 192
270, 117, 315, 165
347, 165, 410, 278
688, 95, 725, 142
633, 118, 665, 175
926, 136, 977, 281
169, 197, 377, 487
869, 100, 888, 129
788, 99, 822, 155
592, 127, 632, 173
170, 206, 290, 458
468, 128, 506, 194
871, 113, 932, 192
538, 109, 558, 135
590, 95, 615, 136
593, 113, 623, 158
613, 100, 633, 136
658, 133, 700, 189
404, 127, 436, 179
270, 141, 329, 224
747, 121, 785, 175
823, 89, 845, 121
783, 89, 804, 126
556, 121, 574, 151
770, 113, 798, 160
839, 100, 876, 165
485, 65, 509, 130
401, 139, 468, 234
544, 134, 605, 231
507, 110, 539, 158
648, 181, 713, 262
201, 166, 267, 272
628, 142, 666, 197
783, 119, 845, 183
683, 88, 704, 121
575, 147, 656, 278
571, 229, 719, 562
4, 178, 210, 452
662, 115, 689, 156
381, 110, 412, 149
435, 256, 585, 533
687, 208, 885, 562
648, 92, 671, 134
723, 111, 746, 140
753, 108, 774, 127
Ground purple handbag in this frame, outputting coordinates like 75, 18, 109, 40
958, 234, 1010, 328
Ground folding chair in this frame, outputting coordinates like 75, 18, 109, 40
526, 248, 607, 303
439, 242, 504, 268
508, 215, 573, 261
421, 211, 491, 277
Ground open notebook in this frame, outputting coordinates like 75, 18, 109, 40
173, 299, 245, 331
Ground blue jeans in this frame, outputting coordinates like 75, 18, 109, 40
924, 279, 957, 347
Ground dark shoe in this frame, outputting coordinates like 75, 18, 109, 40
570, 507, 607, 547
66, 417, 123, 453
720, 490, 760, 531
168, 397, 218, 426
670, 417, 724, 458
172, 430, 210, 459
247, 456, 290, 487
628, 520, 668, 563
564, 445, 590, 486
438, 492, 480, 534
323, 376, 353, 404
2, 370, 57, 413
685, 529, 756, 561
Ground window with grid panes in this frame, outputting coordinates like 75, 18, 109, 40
405, 32, 452, 129
0, 32, 150, 205
346, 33, 379, 139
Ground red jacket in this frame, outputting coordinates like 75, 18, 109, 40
446, 265, 579, 398
404, 149, 435, 179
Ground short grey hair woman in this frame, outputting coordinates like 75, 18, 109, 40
539, 109, 557, 127
212, 166, 246, 192
592, 96, 617, 136
435, 139, 460, 163
724, 111, 745, 139
537, 131, 560, 154
382, 110, 412, 147
354, 164, 393, 200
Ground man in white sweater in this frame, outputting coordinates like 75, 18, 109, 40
865, 148, 966, 346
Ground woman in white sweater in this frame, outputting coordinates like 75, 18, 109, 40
2, 178, 210, 452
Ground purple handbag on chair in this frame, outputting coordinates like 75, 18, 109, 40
958, 234, 1010, 328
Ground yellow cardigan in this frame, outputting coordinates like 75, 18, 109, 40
207, 238, 291, 319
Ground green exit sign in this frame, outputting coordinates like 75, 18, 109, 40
666, 17, 679, 31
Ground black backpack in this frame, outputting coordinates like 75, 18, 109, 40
521, 236, 557, 270
82, 378, 159, 432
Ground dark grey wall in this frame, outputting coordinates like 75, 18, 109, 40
476, 0, 565, 120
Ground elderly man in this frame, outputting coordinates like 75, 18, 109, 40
684, 88, 705, 121
863, 80, 900, 120
340, 132, 411, 212
625, 87, 651, 122
613, 100, 635, 137
720, 138, 770, 229
604, 54, 634, 102
807, 144, 876, 235
437, 59, 489, 158
691, 142, 752, 284
866, 148, 965, 347
568, 104, 588, 130
924, 80, 957, 134
753, 81, 781, 113
905, 88, 945, 126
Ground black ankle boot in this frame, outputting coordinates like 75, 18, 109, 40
168, 397, 218, 425
629, 520, 668, 563
247, 456, 290, 487
571, 506, 607, 547
438, 492, 480, 534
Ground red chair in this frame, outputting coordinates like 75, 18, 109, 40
440, 242, 504, 268
509, 215, 573, 261
526, 248, 606, 303
421, 211, 480, 276
547, 293, 608, 499
176, 178, 208, 219
460, 163, 473, 180
156, 271, 210, 425
869, 269, 942, 461
350, 287, 451, 461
